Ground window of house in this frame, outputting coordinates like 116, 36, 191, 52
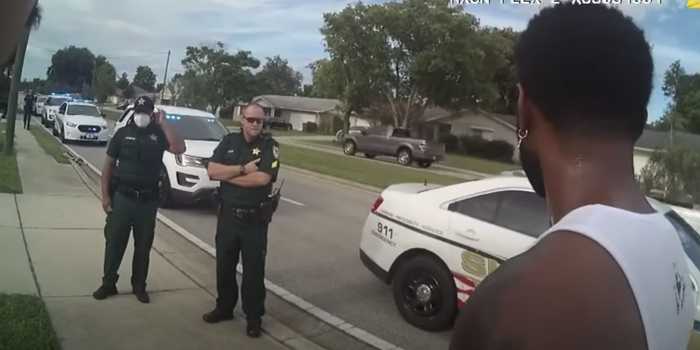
470, 127, 494, 141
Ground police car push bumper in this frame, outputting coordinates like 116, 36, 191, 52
63, 123, 109, 142
167, 153, 218, 204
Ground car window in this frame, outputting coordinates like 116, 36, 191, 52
58, 103, 67, 114
118, 108, 133, 123
67, 105, 100, 117
664, 211, 700, 272
494, 191, 548, 238
46, 97, 69, 106
448, 192, 501, 223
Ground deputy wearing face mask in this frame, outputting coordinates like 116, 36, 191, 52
93, 95, 185, 303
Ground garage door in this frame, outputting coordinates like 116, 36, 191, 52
288, 112, 317, 130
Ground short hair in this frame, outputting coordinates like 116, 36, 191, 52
514, 3, 653, 141
241, 103, 264, 117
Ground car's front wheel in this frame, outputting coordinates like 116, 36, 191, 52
52, 123, 59, 136
392, 254, 457, 332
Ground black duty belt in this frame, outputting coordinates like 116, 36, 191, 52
221, 203, 263, 221
117, 185, 159, 201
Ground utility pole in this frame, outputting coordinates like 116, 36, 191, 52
160, 50, 170, 103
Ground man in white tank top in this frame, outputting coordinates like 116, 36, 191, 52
449, 4, 694, 350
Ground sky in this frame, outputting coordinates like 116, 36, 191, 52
23, 0, 700, 121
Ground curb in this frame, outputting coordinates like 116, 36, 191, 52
31, 118, 404, 350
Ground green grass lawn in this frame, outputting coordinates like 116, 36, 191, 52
281, 144, 464, 188
0, 294, 61, 350
0, 123, 23, 193
29, 127, 70, 164
299, 140, 516, 175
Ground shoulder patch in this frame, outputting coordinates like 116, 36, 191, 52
273, 145, 279, 159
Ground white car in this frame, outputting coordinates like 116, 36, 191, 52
41, 94, 72, 128
359, 175, 700, 342
33, 95, 47, 116
111, 104, 227, 208
52, 101, 109, 145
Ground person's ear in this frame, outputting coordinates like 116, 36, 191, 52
516, 83, 529, 131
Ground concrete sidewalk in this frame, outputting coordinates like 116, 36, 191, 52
0, 126, 303, 350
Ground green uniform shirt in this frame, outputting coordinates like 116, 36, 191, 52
107, 124, 169, 188
209, 132, 280, 206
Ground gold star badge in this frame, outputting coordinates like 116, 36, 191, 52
252, 148, 260, 155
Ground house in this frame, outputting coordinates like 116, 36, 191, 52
416, 108, 700, 174
106, 85, 155, 105
155, 81, 183, 106
233, 95, 372, 131
415, 108, 519, 147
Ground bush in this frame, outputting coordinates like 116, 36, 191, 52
219, 104, 236, 119
457, 135, 514, 163
302, 122, 318, 133
439, 134, 459, 153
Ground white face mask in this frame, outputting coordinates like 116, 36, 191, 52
133, 113, 151, 128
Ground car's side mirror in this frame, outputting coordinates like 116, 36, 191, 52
101, 113, 106, 117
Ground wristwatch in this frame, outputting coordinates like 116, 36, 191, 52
239, 165, 245, 175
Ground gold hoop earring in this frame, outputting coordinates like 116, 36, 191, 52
517, 129, 528, 149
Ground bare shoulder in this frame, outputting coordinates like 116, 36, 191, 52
450, 231, 646, 350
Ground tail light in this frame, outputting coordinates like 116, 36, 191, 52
370, 196, 384, 213
419, 140, 427, 151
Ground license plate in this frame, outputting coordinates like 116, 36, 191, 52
84, 134, 97, 140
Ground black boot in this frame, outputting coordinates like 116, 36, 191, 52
202, 308, 234, 324
246, 319, 262, 338
133, 289, 150, 304
92, 285, 118, 300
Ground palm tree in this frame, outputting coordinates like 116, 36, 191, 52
4, 3, 42, 155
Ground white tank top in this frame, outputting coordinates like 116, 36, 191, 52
532, 204, 694, 350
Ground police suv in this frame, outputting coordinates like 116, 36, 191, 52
111, 104, 228, 208
359, 175, 700, 345
52, 100, 110, 145
41, 93, 73, 128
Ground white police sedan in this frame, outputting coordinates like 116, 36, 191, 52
359, 175, 700, 347
52, 101, 109, 145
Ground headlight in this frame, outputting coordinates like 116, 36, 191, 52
175, 154, 207, 168
101, 124, 109, 130
66, 122, 77, 128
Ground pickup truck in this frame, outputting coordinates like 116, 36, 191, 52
342, 125, 445, 168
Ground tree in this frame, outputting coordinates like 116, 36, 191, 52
46, 46, 95, 92
254, 56, 303, 96
123, 84, 135, 99
638, 140, 700, 204
180, 42, 260, 113
658, 61, 700, 135
5, 3, 42, 155
320, 0, 500, 129
116, 72, 130, 91
132, 65, 157, 92
93, 60, 117, 104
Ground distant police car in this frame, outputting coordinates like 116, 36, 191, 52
111, 104, 228, 208
52, 100, 109, 145
33, 95, 47, 116
41, 93, 73, 128
359, 175, 700, 341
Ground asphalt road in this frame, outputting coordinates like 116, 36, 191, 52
35, 120, 452, 350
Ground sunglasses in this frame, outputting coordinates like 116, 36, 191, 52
242, 116, 263, 124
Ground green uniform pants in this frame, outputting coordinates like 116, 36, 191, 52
102, 191, 159, 290
215, 208, 269, 324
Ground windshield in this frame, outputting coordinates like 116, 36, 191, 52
162, 114, 229, 141
665, 211, 700, 271
47, 97, 69, 106
67, 105, 100, 117
37, 97, 47, 103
